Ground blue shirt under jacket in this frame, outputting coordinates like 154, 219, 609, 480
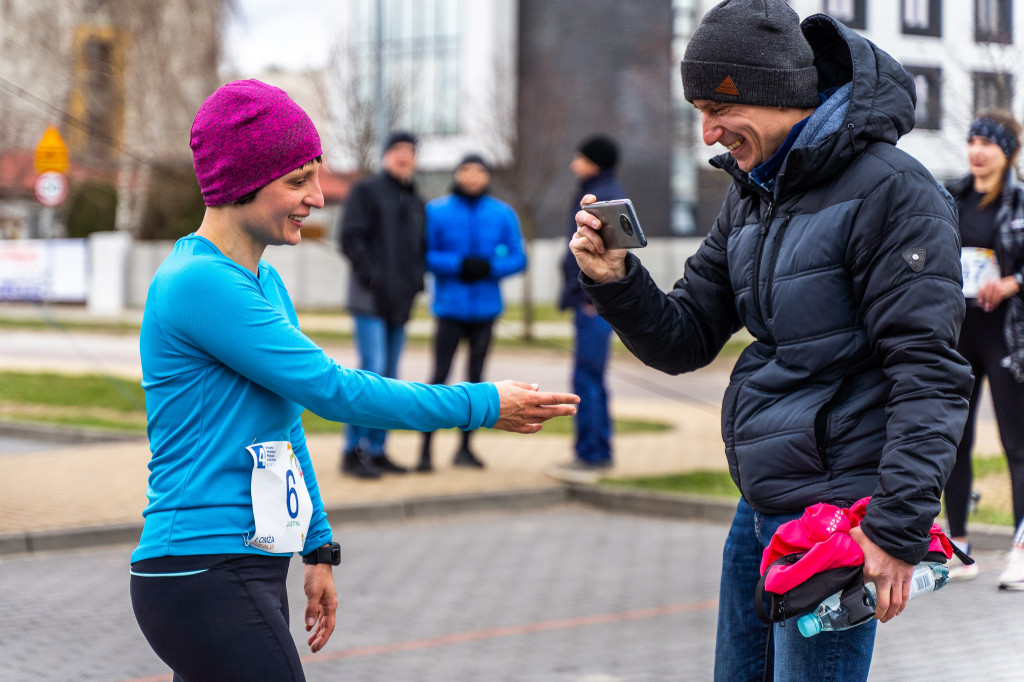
133, 235, 500, 562
426, 193, 526, 322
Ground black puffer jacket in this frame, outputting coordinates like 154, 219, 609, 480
583, 16, 972, 564
340, 172, 426, 326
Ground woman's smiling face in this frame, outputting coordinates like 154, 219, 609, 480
238, 160, 324, 248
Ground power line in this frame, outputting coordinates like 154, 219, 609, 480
0, 72, 194, 187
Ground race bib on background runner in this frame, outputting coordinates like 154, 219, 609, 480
961, 247, 1000, 298
245, 440, 312, 553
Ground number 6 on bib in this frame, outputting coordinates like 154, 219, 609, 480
246, 440, 313, 552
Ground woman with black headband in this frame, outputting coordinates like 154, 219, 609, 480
943, 111, 1024, 588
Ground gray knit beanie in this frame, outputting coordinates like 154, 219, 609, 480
681, 0, 819, 108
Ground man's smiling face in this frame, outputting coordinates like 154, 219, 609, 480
694, 100, 801, 173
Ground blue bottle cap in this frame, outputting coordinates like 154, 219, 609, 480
797, 613, 823, 637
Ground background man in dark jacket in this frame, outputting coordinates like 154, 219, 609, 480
549, 135, 627, 484
338, 131, 426, 478
417, 154, 527, 471
570, 2, 971, 680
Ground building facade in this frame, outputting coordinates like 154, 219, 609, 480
681, 0, 1024, 235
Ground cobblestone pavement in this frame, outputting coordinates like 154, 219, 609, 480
1, 506, 1022, 681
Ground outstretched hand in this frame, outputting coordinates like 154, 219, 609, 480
570, 194, 628, 284
492, 381, 579, 433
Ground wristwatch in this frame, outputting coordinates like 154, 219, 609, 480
302, 541, 341, 566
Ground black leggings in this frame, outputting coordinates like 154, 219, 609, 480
946, 304, 1024, 537
130, 554, 303, 682
428, 317, 495, 385
420, 318, 494, 458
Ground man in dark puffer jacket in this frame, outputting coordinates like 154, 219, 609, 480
570, 2, 972, 680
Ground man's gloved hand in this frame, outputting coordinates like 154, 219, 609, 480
459, 255, 491, 282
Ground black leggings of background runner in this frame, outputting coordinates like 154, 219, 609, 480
946, 303, 1024, 538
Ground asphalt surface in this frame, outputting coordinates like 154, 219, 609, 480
1, 506, 1022, 681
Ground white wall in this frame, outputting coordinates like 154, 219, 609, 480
124, 236, 707, 310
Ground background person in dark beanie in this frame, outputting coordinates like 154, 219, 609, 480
548, 134, 628, 484
942, 112, 1024, 588
339, 131, 426, 478
570, 1, 971, 680
417, 154, 527, 471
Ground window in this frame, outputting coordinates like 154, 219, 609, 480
825, 0, 866, 30
902, 0, 941, 37
906, 66, 941, 130
976, 0, 1012, 43
973, 71, 1014, 112
348, 0, 462, 136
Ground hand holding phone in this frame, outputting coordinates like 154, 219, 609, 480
571, 195, 630, 284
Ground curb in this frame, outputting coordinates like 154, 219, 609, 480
568, 484, 739, 524
0, 485, 1015, 557
0, 421, 145, 446
0, 488, 573, 557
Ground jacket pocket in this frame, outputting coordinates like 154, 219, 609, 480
813, 378, 852, 476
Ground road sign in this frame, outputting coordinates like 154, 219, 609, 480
34, 125, 69, 174
34, 171, 69, 208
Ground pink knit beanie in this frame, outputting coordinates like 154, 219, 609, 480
190, 79, 322, 206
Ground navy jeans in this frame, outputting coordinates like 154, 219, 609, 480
715, 498, 876, 682
572, 306, 612, 465
344, 314, 406, 455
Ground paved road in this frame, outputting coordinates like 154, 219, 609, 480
1, 506, 1021, 681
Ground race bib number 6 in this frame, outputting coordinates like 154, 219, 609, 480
961, 247, 1000, 298
245, 440, 312, 553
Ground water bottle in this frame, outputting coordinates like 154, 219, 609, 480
797, 562, 949, 637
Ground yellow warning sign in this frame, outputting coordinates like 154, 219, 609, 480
34, 125, 69, 174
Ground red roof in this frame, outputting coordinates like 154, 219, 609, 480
319, 161, 355, 203
0, 150, 36, 194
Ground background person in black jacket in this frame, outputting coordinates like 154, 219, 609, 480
338, 131, 427, 479
548, 135, 627, 484
570, 2, 971, 680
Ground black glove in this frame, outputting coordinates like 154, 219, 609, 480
459, 255, 491, 282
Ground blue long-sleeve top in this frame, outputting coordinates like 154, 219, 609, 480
426, 192, 526, 321
133, 235, 500, 562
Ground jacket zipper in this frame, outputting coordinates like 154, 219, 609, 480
752, 200, 777, 325
814, 379, 852, 477
764, 215, 793, 321
470, 201, 479, 317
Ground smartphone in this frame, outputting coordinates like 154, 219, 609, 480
583, 199, 648, 249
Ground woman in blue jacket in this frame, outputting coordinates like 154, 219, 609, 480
129, 82, 575, 681
417, 154, 527, 470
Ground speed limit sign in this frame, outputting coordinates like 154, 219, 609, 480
34, 171, 69, 208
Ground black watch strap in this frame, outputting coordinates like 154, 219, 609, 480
302, 541, 341, 566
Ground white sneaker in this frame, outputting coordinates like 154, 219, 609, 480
947, 553, 980, 582
545, 460, 611, 485
998, 549, 1024, 591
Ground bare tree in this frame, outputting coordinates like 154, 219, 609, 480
326, 42, 407, 177
482, 51, 575, 341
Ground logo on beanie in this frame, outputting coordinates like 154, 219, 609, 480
715, 76, 740, 96
716, 75, 741, 95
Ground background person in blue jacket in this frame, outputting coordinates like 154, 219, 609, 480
417, 154, 527, 471
130, 80, 578, 681
549, 134, 627, 484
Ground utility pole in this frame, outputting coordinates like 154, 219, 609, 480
374, 0, 386, 151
